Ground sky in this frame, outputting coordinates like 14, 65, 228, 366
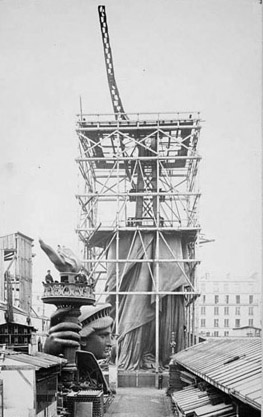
0, 0, 261, 298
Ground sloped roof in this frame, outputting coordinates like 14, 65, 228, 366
171, 338, 261, 411
1, 350, 67, 370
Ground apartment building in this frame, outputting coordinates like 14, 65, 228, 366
196, 273, 261, 338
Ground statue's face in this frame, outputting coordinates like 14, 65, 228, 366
82, 325, 112, 359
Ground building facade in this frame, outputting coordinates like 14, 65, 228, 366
196, 273, 261, 338
0, 232, 50, 351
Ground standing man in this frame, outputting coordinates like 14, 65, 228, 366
45, 270, 54, 284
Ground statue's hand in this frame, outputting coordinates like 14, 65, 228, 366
39, 238, 82, 273
44, 307, 82, 356
44, 322, 82, 356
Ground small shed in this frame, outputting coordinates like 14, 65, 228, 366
169, 338, 261, 417
0, 349, 66, 417
232, 326, 261, 338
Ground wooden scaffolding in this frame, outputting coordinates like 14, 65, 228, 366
75, 111, 202, 385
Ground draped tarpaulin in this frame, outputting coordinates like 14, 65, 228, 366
105, 231, 188, 370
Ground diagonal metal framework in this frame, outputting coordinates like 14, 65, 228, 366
98, 5, 127, 119
75, 112, 202, 385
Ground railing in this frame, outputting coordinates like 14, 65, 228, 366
42, 282, 95, 305
76, 111, 201, 124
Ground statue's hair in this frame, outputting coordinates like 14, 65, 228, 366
79, 303, 113, 339
79, 316, 113, 338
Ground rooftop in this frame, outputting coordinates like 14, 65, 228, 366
171, 338, 261, 411
0, 349, 67, 371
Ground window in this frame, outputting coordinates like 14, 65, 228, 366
224, 306, 229, 315
200, 319, 206, 328
224, 319, 229, 328
201, 307, 206, 315
236, 295, 240, 304
214, 331, 219, 337
225, 295, 229, 304
224, 331, 229, 337
206, 332, 210, 337
213, 284, 219, 292
202, 295, 206, 304
249, 295, 253, 304
248, 319, 254, 326
214, 319, 219, 328
223, 283, 229, 292
248, 307, 254, 316
235, 307, 240, 315
235, 319, 240, 328
215, 295, 219, 304
214, 307, 219, 315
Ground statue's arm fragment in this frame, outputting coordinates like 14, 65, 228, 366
39, 238, 69, 272
39, 238, 82, 273
44, 307, 82, 356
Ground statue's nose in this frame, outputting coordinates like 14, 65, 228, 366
106, 335, 112, 345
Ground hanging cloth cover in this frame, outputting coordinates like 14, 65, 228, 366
105, 231, 188, 370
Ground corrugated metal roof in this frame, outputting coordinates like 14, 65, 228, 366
171, 338, 261, 411
2, 350, 67, 370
